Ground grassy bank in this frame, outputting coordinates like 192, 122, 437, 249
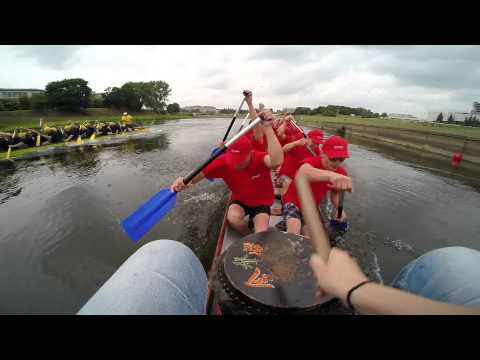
299, 115, 480, 140
0, 108, 193, 132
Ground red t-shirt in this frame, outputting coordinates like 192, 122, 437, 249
282, 156, 347, 209
203, 150, 274, 207
278, 138, 321, 179
245, 130, 268, 152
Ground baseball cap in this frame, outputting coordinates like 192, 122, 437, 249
322, 136, 350, 159
307, 129, 324, 144
225, 135, 252, 167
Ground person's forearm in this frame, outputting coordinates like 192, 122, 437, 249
298, 164, 335, 183
282, 140, 299, 153
264, 126, 283, 168
252, 124, 264, 142
350, 283, 480, 315
190, 172, 205, 185
246, 100, 257, 121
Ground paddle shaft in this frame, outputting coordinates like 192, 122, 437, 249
289, 116, 316, 157
222, 98, 246, 142
236, 113, 251, 134
184, 117, 262, 184
337, 191, 345, 218
295, 171, 331, 261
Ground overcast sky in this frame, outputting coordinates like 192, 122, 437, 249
1, 45, 479, 118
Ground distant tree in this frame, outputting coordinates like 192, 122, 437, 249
127, 81, 171, 113
0, 99, 19, 111
31, 93, 49, 112
324, 107, 337, 117
89, 95, 104, 108
381, 112, 388, 118
167, 103, 180, 113
219, 108, 235, 114
447, 114, 455, 123
103, 85, 142, 112
18, 96, 31, 110
294, 107, 311, 115
436, 112, 444, 122
0, 100, 5, 111
45, 78, 92, 112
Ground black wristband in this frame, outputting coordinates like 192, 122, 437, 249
346, 280, 374, 313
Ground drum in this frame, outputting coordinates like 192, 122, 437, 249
217, 230, 337, 314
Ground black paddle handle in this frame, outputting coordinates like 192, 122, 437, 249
222, 116, 238, 142
222, 97, 246, 142
337, 191, 345, 218
290, 117, 316, 156
183, 147, 226, 185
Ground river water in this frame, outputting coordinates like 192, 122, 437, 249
0, 118, 479, 314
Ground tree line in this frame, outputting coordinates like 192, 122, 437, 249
0, 78, 180, 114
435, 112, 480, 127
293, 105, 385, 118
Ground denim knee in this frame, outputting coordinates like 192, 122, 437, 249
78, 240, 208, 315
391, 247, 480, 306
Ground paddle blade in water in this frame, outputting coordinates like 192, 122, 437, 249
121, 189, 177, 242
90, 133, 96, 141
6, 146, 11, 159
36, 134, 41, 147
77, 136, 83, 145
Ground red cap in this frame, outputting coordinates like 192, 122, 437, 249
225, 135, 252, 167
322, 136, 349, 159
307, 129, 324, 144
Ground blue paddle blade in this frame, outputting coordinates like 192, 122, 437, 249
210, 147, 222, 157
121, 189, 177, 242
329, 219, 349, 234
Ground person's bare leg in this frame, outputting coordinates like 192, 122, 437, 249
253, 213, 270, 233
227, 204, 250, 236
286, 218, 302, 235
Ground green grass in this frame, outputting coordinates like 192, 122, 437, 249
0, 108, 193, 132
299, 115, 480, 140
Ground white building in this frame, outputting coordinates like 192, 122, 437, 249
0, 88, 45, 100
388, 113, 417, 120
181, 106, 218, 114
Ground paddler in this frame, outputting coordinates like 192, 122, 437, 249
281, 135, 352, 235
121, 112, 135, 131
107, 121, 122, 134
95, 122, 108, 136
171, 109, 284, 235
277, 128, 324, 197
64, 122, 80, 142
0, 132, 13, 152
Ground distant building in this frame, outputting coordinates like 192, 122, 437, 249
181, 105, 218, 114
0, 88, 45, 100
388, 113, 417, 120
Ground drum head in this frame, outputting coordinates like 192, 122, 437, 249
222, 230, 332, 311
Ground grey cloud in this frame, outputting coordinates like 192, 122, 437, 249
8, 45, 87, 70
250, 45, 336, 65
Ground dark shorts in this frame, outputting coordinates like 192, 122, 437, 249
282, 202, 304, 223
231, 200, 271, 221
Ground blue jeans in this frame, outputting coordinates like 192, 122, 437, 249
78, 243, 480, 315
77, 240, 208, 315
392, 246, 480, 306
